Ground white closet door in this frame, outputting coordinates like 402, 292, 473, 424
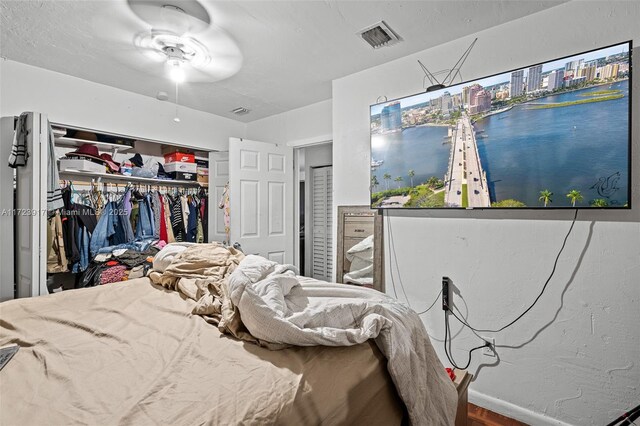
0, 117, 16, 301
209, 151, 229, 243
229, 137, 293, 264
14, 112, 48, 298
311, 166, 332, 281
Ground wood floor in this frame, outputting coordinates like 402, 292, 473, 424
468, 403, 528, 426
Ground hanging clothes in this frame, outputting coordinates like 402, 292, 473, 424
169, 194, 185, 242
46, 121, 64, 214
60, 183, 98, 273
186, 196, 198, 243
135, 194, 155, 239
159, 194, 168, 243
8, 113, 29, 167
72, 226, 90, 273
196, 216, 204, 243
130, 198, 139, 232
91, 184, 105, 218
181, 194, 190, 235
218, 182, 230, 244
108, 190, 131, 245
8, 113, 64, 213
47, 211, 68, 273
75, 204, 97, 234
162, 194, 175, 243
151, 191, 162, 239
59, 179, 207, 285
90, 201, 115, 258
200, 188, 209, 242
61, 186, 80, 265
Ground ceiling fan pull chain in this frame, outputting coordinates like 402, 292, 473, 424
174, 81, 180, 123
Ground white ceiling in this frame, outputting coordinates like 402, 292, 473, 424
0, 0, 566, 122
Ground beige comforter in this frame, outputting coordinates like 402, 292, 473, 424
0, 278, 403, 425
149, 245, 457, 425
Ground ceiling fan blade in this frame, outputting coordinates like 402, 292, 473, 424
127, 0, 210, 36
188, 24, 243, 80
189, 56, 243, 82
92, 4, 151, 49
109, 49, 167, 76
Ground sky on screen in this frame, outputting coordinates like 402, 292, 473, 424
370, 42, 629, 115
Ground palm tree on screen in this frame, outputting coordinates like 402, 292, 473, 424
371, 175, 379, 190
566, 190, 583, 207
383, 173, 391, 190
408, 169, 415, 187
538, 189, 553, 207
591, 198, 609, 207
394, 176, 403, 188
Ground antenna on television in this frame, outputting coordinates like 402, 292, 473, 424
419, 38, 478, 92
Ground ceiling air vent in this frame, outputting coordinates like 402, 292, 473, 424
231, 107, 250, 115
358, 21, 402, 49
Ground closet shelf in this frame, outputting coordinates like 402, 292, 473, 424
59, 170, 205, 187
55, 136, 134, 152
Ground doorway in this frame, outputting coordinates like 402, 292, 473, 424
294, 143, 332, 280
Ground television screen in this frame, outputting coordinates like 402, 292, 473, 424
370, 41, 631, 209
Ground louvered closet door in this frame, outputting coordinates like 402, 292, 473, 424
311, 166, 332, 281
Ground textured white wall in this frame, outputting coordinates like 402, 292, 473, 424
0, 60, 245, 151
333, 2, 639, 425
245, 99, 332, 146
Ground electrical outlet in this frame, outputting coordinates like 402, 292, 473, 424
481, 337, 495, 357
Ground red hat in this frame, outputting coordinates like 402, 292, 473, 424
66, 143, 103, 161
99, 153, 121, 173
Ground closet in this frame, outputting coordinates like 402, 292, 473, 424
1, 112, 218, 300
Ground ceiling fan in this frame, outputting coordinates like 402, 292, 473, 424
95, 0, 243, 84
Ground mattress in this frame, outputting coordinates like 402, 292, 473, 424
0, 278, 404, 425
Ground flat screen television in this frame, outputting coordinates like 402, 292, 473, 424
370, 41, 632, 209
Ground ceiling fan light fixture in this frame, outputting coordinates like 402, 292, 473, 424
168, 58, 186, 83
135, 30, 213, 83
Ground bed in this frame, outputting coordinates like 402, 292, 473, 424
1, 244, 458, 425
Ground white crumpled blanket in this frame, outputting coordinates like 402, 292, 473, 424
227, 255, 458, 426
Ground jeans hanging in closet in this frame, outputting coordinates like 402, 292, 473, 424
151, 192, 161, 239
113, 191, 134, 244
90, 202, 115, 257
120, 207, 135, 243
135, 195, 155, 239
72, 226, 90, 273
